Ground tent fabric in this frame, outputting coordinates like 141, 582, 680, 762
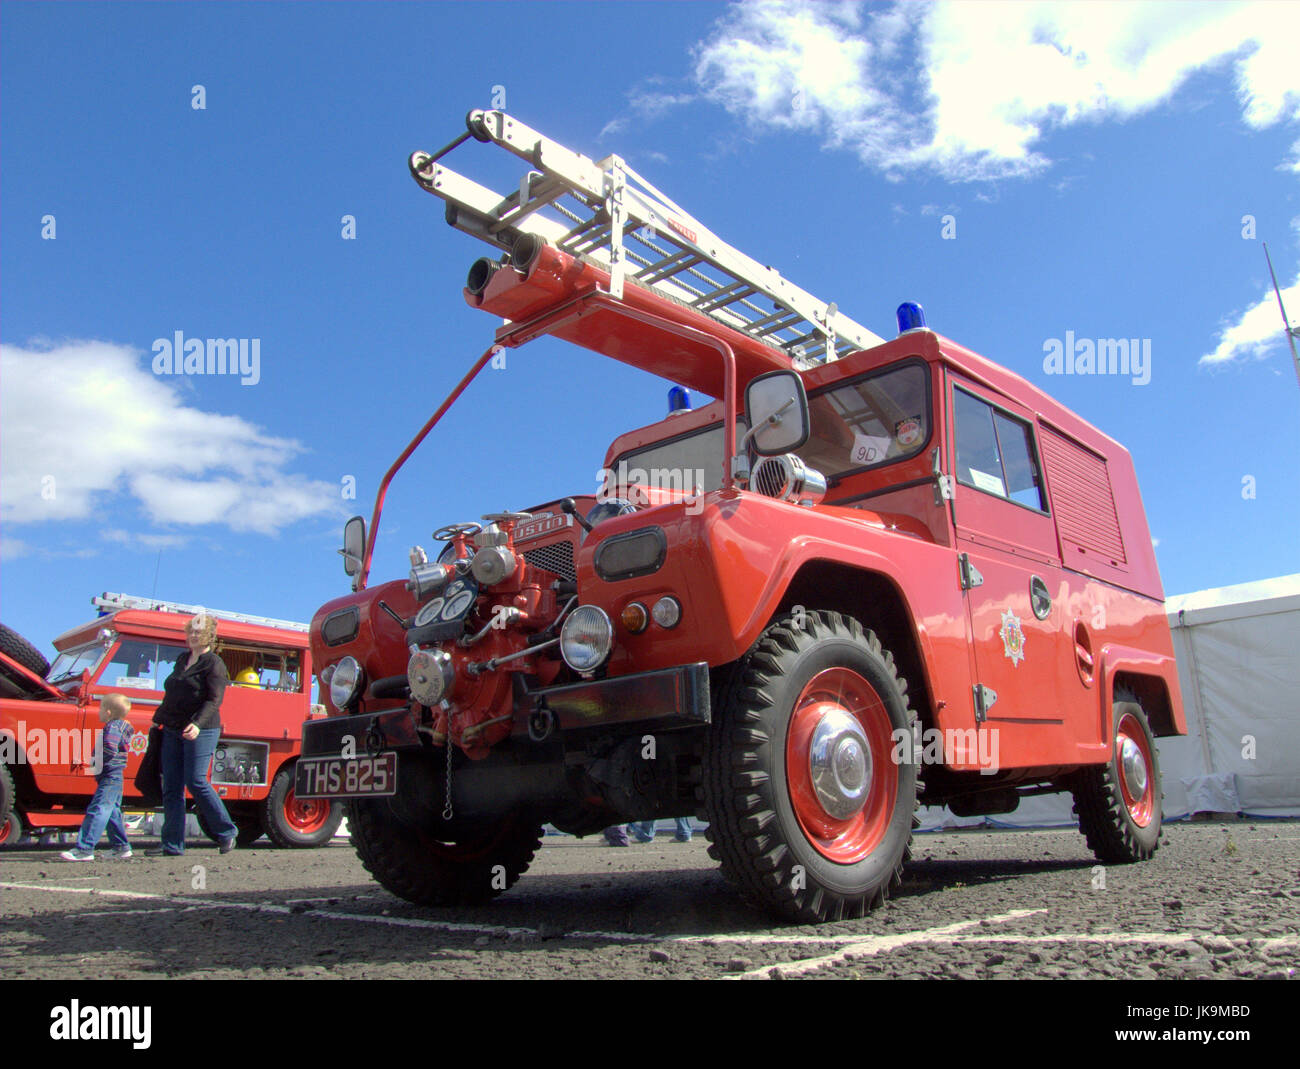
919, 573, 1300, 832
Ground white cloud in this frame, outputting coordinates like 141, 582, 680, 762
102, 529, 190, 550
1, 341, 342, 534
603, 83, 697, 143
1199, 273, 1300, 367
694, 1, 1300, 181
629, 90, 696, 117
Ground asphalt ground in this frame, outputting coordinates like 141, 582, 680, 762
2, 818, 1296, 986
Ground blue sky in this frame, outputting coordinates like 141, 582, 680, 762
2, 0, 1298, 653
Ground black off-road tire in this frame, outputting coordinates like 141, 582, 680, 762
0, 761, 15, 830
261, 764, 343, 848
0, 807, 23, 847
0, 623, 50, 697
197, 809, 264, 848
1071, 694, 1163, 863
702, 610, 919, 924
348, 798, 544, 907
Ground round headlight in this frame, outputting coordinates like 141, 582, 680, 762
560, 606, 614, 673
651, 596, 682, 629
329, 656, 364, 709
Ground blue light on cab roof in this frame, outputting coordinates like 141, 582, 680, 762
668, 385, 691, 413
896, 301, 927, 335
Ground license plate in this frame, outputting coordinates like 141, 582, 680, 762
295, 752, 398, 799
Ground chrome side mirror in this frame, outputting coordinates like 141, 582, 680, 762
744, 370, 810, 456
340, 516, 366, 584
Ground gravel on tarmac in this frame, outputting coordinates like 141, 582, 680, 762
1, 819, 1296, 981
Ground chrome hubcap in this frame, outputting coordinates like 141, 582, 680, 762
1120, 737, 1148, 798
809, 708, 872, 820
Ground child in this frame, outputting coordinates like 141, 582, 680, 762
60, 694, 136, 861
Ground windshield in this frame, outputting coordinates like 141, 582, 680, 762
47, 641, 109, 684
797, 362, 930, 479
613, 420, 748, 497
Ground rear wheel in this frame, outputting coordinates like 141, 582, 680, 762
1072, 695, 1163, 862
0, 809, 24, 847
702, 611, 919, 923
0, 762, 14, 829
0, 623, 50, 698
349, 797, 543, 906
196, 809, 263, 847
262, 764, 343, 847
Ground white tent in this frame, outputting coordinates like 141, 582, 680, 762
919, 573, 1300, 830
1162, 574, 1300, 819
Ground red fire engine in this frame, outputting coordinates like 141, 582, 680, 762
0, 593, 341, 848
300, 111, 1185, 922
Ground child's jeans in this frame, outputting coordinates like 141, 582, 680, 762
76, 766, 130, 853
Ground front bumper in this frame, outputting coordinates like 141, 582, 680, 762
300, 662, 711, 758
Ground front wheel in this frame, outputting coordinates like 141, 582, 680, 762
262, 765, 344, 848
703, 611, 919, 923
0, 809, 24, 847
349, 798, 544, 907
1072, 695, 1163, 862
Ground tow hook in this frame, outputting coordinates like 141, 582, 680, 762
528, 702, 555, 742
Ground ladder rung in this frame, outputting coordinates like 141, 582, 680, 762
750, 312, 806, 338
694, 281, 757, 314
636, 251, 702, 287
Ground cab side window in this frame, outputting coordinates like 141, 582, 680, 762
103, 641, 186, 690
954, 388, 1046, 511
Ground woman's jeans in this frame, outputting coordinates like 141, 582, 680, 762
160, 727, 237, 853
76, 767, 130, 853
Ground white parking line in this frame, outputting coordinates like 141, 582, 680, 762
13, 882, 1268, 970
0, 882, 539, 938
80, 908, 181, 917
729, 909, 1045, 979
4, 880, 1046, 951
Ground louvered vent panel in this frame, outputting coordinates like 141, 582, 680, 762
522, 539, 576, 582
1040, 428, 1126, 563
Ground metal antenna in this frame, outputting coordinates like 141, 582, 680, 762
1262, 241, 1300, 390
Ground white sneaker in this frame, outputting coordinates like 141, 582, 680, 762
113, 845, 133, 859
60, 848, 95, 861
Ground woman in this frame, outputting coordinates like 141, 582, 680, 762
148, 613, 239, 856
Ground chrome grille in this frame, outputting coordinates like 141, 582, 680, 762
522, 539, 576, 581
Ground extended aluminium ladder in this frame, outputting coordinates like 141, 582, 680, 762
93, 592, 308, 633
409, 110, 885, 366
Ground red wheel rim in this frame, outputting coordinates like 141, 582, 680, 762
284, 787, 330, 834
0, 817, 14, 844
786, 667, 897, 863
1115, 712, 1155, 827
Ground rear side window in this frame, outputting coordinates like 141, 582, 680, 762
954, 389, 1046, 511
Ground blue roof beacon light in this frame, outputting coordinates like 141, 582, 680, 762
667, 385, 692, 414
896, 301, 927, 335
